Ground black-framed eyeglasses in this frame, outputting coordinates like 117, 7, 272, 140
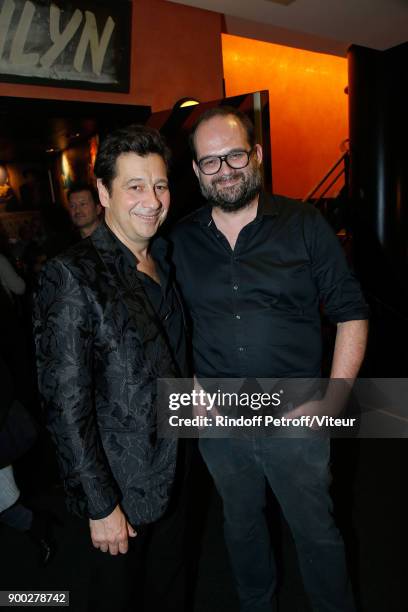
197, 148, 254, 175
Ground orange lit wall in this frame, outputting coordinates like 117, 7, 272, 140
222, 34, 348, 198
0, 0, 223, 112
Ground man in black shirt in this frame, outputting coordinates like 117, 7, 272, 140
170, 107, 368, 612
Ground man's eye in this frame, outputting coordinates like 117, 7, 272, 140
131, 185, 142, 191
156, 185, 168, 192
202, 158, 217, 168
229, 152, 244, 160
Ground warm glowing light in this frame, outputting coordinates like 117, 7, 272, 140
174, 97, 200, 110
0, 165, 8, 185
89, 135, 99, 176
61, 152, 70, 178
61, 151, 73, 187
180, 100, 200, 108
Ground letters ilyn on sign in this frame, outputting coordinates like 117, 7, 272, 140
0, 0, 130, 90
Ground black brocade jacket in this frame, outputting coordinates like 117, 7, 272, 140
33, 223, 182, 526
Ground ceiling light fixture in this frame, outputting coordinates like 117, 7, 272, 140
173, 97, 200, 110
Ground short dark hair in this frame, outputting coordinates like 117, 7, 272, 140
189, 106, 256, 159
94, 124, 171, 193
67, 182, 99, 205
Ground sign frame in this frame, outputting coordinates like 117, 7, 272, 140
0, 0, 132, 92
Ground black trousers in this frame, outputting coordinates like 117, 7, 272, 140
68, 442, 193, 612
66, 516, 145, 612
143, 442, 193, 612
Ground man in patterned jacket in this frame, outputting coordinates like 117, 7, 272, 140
34, 125, 187, 611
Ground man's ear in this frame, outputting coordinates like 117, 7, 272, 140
96, 179, 110, 209
254, 144, 263, 165
192, 160, 200, 180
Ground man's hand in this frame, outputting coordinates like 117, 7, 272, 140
193, 376, 220, 429
286, 320, 368, 426
89, 505, 137, 555
285, 399, 325, 427
285, 379, 353, 427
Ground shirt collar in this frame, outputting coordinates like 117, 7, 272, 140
103, 221, 169, 267
256, 191, 281, 218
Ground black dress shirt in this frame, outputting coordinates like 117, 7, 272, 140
170, 192, 368, 379
107, 226, 187, 376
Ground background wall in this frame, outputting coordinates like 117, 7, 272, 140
0, 0, 224, 112
0, 1, 349, 199
222, 33, 348, 199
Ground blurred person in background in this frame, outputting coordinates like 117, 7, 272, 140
0, 221, 25, 299
67, 183, 103, 239
0, 247, 25, 299
0, 351, 56, 567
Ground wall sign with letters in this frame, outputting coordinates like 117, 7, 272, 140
0, 0, 131, 91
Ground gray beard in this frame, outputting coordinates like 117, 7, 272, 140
198, 165, 262, 212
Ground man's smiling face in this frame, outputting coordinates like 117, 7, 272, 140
97, 152, 170, 249
193, 114, 263, 212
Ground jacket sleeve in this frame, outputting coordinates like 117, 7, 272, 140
33, 258, 120, 519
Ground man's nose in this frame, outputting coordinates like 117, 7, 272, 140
143, 187, 162, 208
218, 158, 234, 176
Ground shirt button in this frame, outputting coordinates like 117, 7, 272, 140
233, 284, 238, 291
238, 347, 244, 352
235, 314, 241, 320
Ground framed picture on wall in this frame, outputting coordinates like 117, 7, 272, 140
0, 0, 132, 92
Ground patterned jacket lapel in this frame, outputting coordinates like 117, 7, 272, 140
89, 225, 179, 378
89, 224, 158, 342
